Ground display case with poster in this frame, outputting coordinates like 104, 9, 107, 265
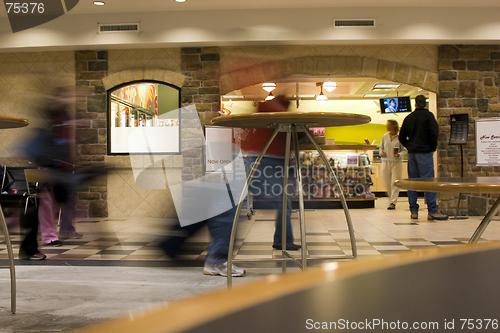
108, 81, 181, 154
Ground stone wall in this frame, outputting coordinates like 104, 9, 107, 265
180, 47, 221, 181
101, 48, 183, 219
437, 45, 500, 215
74, 50, 109, 217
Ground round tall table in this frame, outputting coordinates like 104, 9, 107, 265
211, 111, 371, 287
395, 177, 500, 244
0, 115, 28, 314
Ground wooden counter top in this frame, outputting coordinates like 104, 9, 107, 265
211, 112, 371, 129
395, 177, 500, 194
0, 115, 29, 129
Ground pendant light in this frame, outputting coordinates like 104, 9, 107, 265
262, 83, 276, 92
323, 81, 337, 92
265, 91, 275, 101
316, 84, 328, 105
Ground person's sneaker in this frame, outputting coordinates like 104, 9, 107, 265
203, 262, 245, 277
59, 232, 83, 239
428, 212, 449, 221
410, 212, 418, 219
387, 203, 396, 210
272, 243, 302, 251
43, 240, 62, 247
19, 252, 47, 260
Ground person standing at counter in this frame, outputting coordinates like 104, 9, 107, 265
399, 95, 448, 221
379, 120, 406, 210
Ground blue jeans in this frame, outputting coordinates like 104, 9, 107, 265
407, 153, 438, 214
205, 206, 237, 265
246, 156, 294, 245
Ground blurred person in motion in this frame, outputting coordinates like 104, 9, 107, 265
160, 191, 245, 278
379, 119, 406, 210
240, 96, 301, 251
38, 188, 63, 246
20, 87, 105, 259
399, 95, 448, 221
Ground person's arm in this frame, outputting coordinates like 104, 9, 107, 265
428, 113, 439, 152
399, 120, 408, 147
398, 141, 408, 158
379, 134, 387, 157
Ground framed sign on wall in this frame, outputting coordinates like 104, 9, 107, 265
475, 118, 500, 166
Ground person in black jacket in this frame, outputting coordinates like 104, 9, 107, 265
399, 95, 448, 221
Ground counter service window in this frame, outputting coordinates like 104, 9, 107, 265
108, 81, 181, 154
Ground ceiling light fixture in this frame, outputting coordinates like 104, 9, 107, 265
316, 85, 328, 105
222, 95, 244, 99
93, 1, 105, 5
323, 81, 337, 92
262, 83, 276, 92
265, 92, 275, 101
373, 83, 401, 90
174, 0, 187, 2
364, 93, 387, 98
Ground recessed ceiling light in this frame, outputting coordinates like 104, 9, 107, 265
373, 83, 401, 90
222, 95, 244, 99
93, 1, 105, 5
364, 94, 387, 98
175, 0, 187, 2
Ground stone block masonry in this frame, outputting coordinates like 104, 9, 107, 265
438, 45, 500, 215
180, 47, 221, 181
74, 50, 109, 217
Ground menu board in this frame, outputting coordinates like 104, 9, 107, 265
476, 118, 500, 166
449, 114, 469, 145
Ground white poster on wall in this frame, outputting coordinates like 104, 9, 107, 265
205, 126, 235, 172
476, 118, 500, 166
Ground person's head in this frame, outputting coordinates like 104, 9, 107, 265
387, 119, 399, 133
415, 95, 427, 109
389, 99, 396, 108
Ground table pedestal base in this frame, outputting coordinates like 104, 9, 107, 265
227, 124, 358, 287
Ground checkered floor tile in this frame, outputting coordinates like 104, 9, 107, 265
1, 198, 499, 264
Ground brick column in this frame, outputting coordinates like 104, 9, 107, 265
180, 47, 221, 181
438, 45, 500, 215
74, 50, 108, 218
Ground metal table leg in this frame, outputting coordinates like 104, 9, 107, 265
281, 128, 292, 273
0, 204, 16, 314
227, 126, 282, 288
301, 126, 358, 258
469, 196, 500, 244
292, 125, 307, 269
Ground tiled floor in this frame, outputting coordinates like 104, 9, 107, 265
1, 198, 499, 263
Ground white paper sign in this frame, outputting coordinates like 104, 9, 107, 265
476, 118, 500, 166
205, 126, 235, 172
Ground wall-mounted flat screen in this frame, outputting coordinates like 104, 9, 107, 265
380, 97, 412, 114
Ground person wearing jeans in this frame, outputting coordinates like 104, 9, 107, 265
407, 153, 439, 215
246, 155, 295, 248
239, 95, 301, 251
399, 95, 448, 221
